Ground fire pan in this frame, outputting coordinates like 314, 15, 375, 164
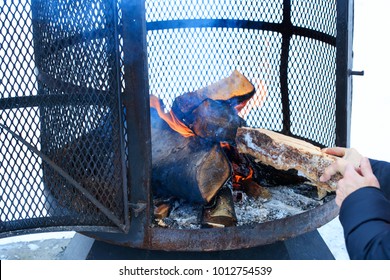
0, 0, 353, 251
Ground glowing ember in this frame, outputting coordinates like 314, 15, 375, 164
150, 95, 195, 137
220, 142, 254, 189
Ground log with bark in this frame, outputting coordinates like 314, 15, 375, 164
235, 127, 341, 193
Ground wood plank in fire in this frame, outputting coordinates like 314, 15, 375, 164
235, 127, 340, 193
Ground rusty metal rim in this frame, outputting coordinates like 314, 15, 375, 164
85, 198, 339, 252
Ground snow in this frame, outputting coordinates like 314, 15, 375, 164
0, 231, 75, 245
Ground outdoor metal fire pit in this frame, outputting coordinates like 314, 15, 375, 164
0, 0, 354, 251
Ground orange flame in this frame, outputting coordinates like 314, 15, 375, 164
220, 142, 254, 189
150, 95, 195, 137
238, 79, 267, 119
233, 166, 254, 184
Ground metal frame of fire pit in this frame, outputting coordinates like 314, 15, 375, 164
0, 0, 354, 251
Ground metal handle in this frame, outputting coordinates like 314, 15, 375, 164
349, 70, 365, 76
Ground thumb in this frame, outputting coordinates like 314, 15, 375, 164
359, 157, 373, 177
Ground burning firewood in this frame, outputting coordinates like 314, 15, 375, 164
151, 109, 231, 204
235, 127, 341, 193
191, 99, 246, 143
220, 142, 308, 200
154, 204, 171, 219
171, 70, 255, 126
150, 70, 255, 205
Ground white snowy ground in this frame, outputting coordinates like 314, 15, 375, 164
0, 217, 348, 260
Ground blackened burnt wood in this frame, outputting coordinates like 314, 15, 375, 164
221, 143, 304, 198
171, 70, 255, 125
241, 179, 271, 199
250, 158, 308, 187
151, 109, 231, 204
201, 187, 237, 228
191, 99, 246, 143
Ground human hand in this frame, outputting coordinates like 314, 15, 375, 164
320, 147, 378, 206
320, 147, 363, 182
332, 157, 380, 207
323, 147, 363, 168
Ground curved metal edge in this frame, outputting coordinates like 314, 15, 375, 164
85, 198, 339, 252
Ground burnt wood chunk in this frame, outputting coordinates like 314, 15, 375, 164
151, 109, 231, 204
235, 127, 340, 192
241, 179, 271, 199
154, 203, 171, 220
191, 99, 246, 143
201, 187, 237, 228
171, 70, 255, 124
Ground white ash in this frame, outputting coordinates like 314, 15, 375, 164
156, 184, 326, 229
159, 200, 202, 229
234, 186, 323, 226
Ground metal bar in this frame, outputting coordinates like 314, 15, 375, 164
105, 0, 130, 233
280, 0, 292, 135
147, 19, 336, 46
0, 224, 120, 239
120, 0, 152, 246
349, 70, 364, 76
336, 0, 354, 147
0, 92, 111, 110
0, 123, 128, 232
85, 0, 153, 248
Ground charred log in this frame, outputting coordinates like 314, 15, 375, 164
151, 109, 231, 204
191, 99, 246, 143
171, 70, 255, 125
250, 158, 308, 187
221, 143, 306, 201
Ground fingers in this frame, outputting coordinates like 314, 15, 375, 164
320, 158, 348, 182
322, 147, 347, 157
334, 158, 381, 207
343, 148, 363, 168
319, 163, 337, 182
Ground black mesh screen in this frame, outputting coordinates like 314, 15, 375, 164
145, 0, 337, 145
0, 0, 346, 237
0, 0, 128, 236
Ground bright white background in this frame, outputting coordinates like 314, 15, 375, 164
351, 0, 390, 161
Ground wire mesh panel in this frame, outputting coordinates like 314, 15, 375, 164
0, 0, 128, 236
145, 0, 338, 147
